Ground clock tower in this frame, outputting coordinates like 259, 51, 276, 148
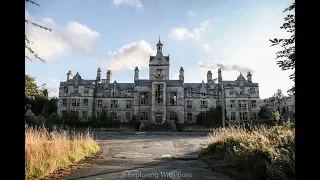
149, 37, 170, 80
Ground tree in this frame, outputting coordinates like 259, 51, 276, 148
25, 0, 52, 62
270, 2, 295, 96
282, 106, 287, 116
258, 106, 273, 120
25, 74, 39, 97
25, 74, 46, 98
272, 89, 286, 109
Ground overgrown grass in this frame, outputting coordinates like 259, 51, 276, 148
25, 125, 101, 180
206, 121, 295, 180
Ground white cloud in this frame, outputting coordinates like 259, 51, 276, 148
203, 43, 210, 52
113, 0, 143, 10
198, 61, 255, 74
108, 50, 117, 56
25, 10, 100, 61
187, 11, 195, 18
169, 20, 210, 41
100, 40, 156, 71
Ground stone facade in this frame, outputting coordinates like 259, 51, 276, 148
57, 38, 261, 124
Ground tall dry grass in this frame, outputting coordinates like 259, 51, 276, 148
25, 125, 100, 180
207, 122, 295, 180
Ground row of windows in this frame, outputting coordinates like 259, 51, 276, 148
62, 98, 224, 109
185, 100, 220, 109
62, 87, 256, 98
61, 110, 88, 119
229, 112, 259, 121
96, 100, 132, 108
229, 100, 257, 109
61, 110, 259, 122
62, 87, 133, 96
228, 87, 256, 95
96, 111, 131, 120
62, 99, 89, 107
62, 87, 89, 94
63, 99, 257, 110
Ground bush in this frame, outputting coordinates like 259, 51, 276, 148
196, 107, 223, 128
259, 106, 273, 120
130, 115, 141, 131
206, 124, 295, 180
46, 113, 61, 128
25, 115, 41, 126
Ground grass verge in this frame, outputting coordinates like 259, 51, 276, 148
25, 125, 100, 180
204, 121, 295, 180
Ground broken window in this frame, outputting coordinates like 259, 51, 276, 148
141, 112, 148, 120
230, 100, 235, 108
111, 100, 118, 108
239, 112, 248, 120
169, 112, 177, 121
84, 87, 89, 94
238, 100, 247, 110
97, 100, 102, 108
109, 112, 117, 120
62, 99, 67, 107
63, 86, 68, 93
155, 85, 163, 104
169, 92, 177, 105
186, 100, 192, 109
251, 100, 257, 108
82, 111, 87, 119
187, 113, 192, 121
230, 112, 236, 120
71, 99, 76, 107
126, 100, 132, 108
200, 101, 208, 108
141, 92, 149, 105
83, 99, 88, 107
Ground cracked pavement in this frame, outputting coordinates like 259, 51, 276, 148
63, 132, 234, 180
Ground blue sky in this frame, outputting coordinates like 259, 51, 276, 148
25, 0, 294, 99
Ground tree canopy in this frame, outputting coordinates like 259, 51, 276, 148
25, 74, 47, 98
270, 2, 295, 96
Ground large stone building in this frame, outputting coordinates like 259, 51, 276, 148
57, 38, 261, 124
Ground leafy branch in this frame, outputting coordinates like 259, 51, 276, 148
270, 2, 295, 96
25, 0, 52, 62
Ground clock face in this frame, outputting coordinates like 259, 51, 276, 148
155, 72, 163, 78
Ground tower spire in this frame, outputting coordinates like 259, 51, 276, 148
156, 36, 163, 54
